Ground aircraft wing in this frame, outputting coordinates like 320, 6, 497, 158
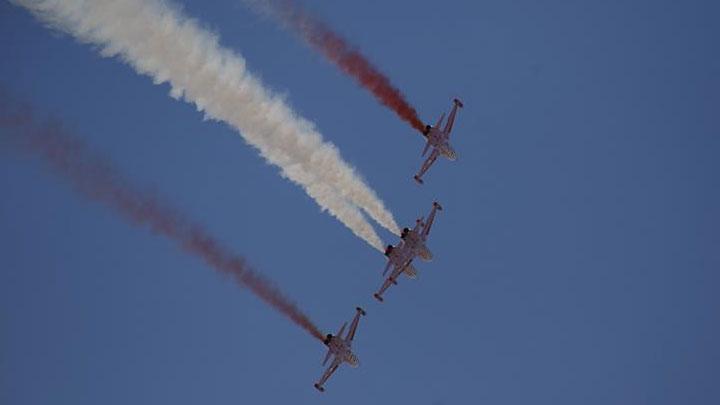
374, 277, 395, 300
443, 99, 462, 137
345, 308, 363, 344
374, 261, 409, 302
414, 148, 440, 183
316, 357, 342, 389
421, 202, 442, 239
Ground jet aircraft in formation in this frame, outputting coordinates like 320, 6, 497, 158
314, 307, 366, 392
314, 98, 461, 391
414, 98, 464, 184
374, 201, 443, 302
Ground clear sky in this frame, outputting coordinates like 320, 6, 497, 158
1, 0, 719, 404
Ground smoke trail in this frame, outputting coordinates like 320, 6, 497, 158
12, 0, 399, 247
0, 100, 324, 342
247, 0, 426, 134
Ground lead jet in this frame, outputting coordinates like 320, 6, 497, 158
414, 98, 464, 184
374, 202, 443, 302
314, 307, 366, 392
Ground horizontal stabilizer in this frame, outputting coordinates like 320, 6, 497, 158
403, 264, 418, 279
322, 348, 333, 366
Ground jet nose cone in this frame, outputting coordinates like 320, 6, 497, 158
446, 150, 457, 161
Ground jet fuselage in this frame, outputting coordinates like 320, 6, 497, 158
324, 335, 359, 367
424, 127, 457, 162
402, 229, 433, 261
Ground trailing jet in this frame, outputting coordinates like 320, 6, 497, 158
314, 307, 366, 392
414, 98, 463, 184
374, 202, 442, 302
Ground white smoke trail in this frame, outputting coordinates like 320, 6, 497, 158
14, 0, 400, 249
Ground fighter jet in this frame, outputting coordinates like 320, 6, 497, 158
374, 202, 442, 302
314, 307, 366, 392
414, 98, 463, 184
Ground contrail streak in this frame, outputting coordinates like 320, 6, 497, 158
13, 0, 400, 248
247, 0, 426, 134
0, 99, 325, 342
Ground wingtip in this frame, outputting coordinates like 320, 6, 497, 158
414, 175, 424, 184
314, 383, 325, 392
453, 98, 464, 107
356, 306, 366, 316
373, 293, 384, 302
433, 201, 443, 210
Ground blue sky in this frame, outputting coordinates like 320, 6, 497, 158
1, 0, 719, 404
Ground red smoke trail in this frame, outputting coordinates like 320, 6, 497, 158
0, 101, 324, 342
272, 1, 426, 133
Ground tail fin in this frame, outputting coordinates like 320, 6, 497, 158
336, 322, 347, 340
435, 112, 446, 130
421, 139, 432, 156
322, 348, 333, 366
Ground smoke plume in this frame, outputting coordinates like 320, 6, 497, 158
249, 0, 426, 134
0, 99, 324, 342
13, 0, 400, 248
